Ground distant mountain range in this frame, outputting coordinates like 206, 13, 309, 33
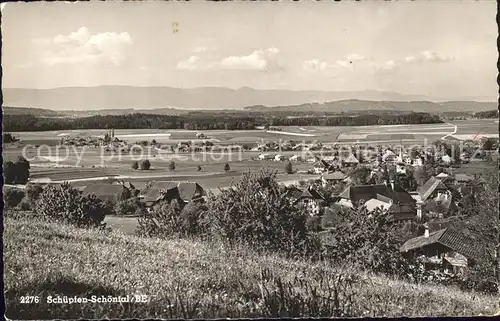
243, 100, 497, 114
2, 86, 496, 112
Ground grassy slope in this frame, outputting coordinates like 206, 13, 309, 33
4, 216, 498, 319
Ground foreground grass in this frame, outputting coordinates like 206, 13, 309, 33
4, 216, 498, 319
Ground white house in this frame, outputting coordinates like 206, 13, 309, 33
289, 155, 303, 162
441, 154, 453, 164
382, 150, 398, 163
274, 154, 285, 162
258, 153, 272, 160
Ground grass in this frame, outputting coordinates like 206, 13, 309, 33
4, 215, 499, 319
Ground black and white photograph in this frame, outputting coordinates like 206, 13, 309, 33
1, 1, 499, 319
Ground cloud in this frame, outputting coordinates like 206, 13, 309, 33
219, 48, 280, 71
381, 60, 398, 70
176, 56, 201, 71
36, 26, 133, 66
404, 51, 454, 64
421, 50, 453, 62
346, 54, 365, 61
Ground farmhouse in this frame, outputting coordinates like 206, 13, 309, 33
284, 185, 325, 216
382, 150, 398, 163
177, 182, 206, 203
82, 183, 131, 203
258, 153, 272, 160
343, 154, 359, 167
140, 181, 182, 208
400, 227, 486, 273
274, 154, 286, 162
289, 155, 303, 162
418, 177, 452, 203
321, 171, 347, 186
313, 159, 333, 174
339, 181, 416, 209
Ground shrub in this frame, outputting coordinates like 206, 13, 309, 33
169, 161, 176, 171
33, 183, 106, 228
14, 156, 30, 184
305, 215, 322, 232
3, 188, 26, 208
115, 198, 144, 216
224, 163, 230, 172
140, 159, 151, 170
285, 161, 293, 174
197, 165, 202, 171
3, 161, 16, 184
26, 184, 44, 202
131, 161, 139, 170
320, 205, 409, 276
205, 170, 320, 257
18, 198, 32, 211
136, 201, 207, 238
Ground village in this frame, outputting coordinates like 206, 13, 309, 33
13, 130, 494, 282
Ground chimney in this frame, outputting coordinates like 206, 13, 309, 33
390, 180, 395, 190
424, 223, 429, 237
416, 203, 422, 221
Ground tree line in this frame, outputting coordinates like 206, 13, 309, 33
474, 110, 498, 119
3, 111, 442, 132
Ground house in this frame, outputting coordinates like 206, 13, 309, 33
140, 181, 182, 208
418, 177, 452, 203
382, 150, 398, 163
274, 154, 286, 162
336, 181, 417, 221
396, 164, 407, 175
441, 154, 453, 164
306, 156, 318, 164
454, 174, 474, 185
321, 171, 347, 186
336, 182, 417, 221
400, 227, 486, 273
177, 182, 206, 203
82, 183, 131, 203
313, 159, 335, 174
284, 185, 325, 215
258, 153, 272, 160
412, 157, 424, 167
289, 155, 303, 162
343, 154, 359, 167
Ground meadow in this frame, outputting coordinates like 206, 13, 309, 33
4, 215, 498, 319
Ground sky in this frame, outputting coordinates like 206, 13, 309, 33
1, 1, 498, 98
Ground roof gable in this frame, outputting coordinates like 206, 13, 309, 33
418, 177, 449, 201
400, 228, 486, 260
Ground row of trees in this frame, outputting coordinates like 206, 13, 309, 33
3, 112, 442, 132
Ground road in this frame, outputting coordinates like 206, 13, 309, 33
441, 123, 458, 140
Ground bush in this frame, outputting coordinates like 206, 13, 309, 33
131, 161, 139, 170
136, 200, 207, 238
3, 161, 16, 184
26, 184, 44, 202
3, 188, 26, 208
14, 156, 30, 184
305, 215, 322, 232
224, 163, 230, 172
18, 198, 32, 211
285, 161, 293, 174
140, 159, 151, 170
33, 183, 106, 228
197, 165, 202, 171
205, 170, 321, 257
115, 198, 144, 216
169, 161, 176, 171
320, 205, 409, 276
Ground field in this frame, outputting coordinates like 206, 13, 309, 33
4, 215, 498, 319
3, 119, 497, 192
